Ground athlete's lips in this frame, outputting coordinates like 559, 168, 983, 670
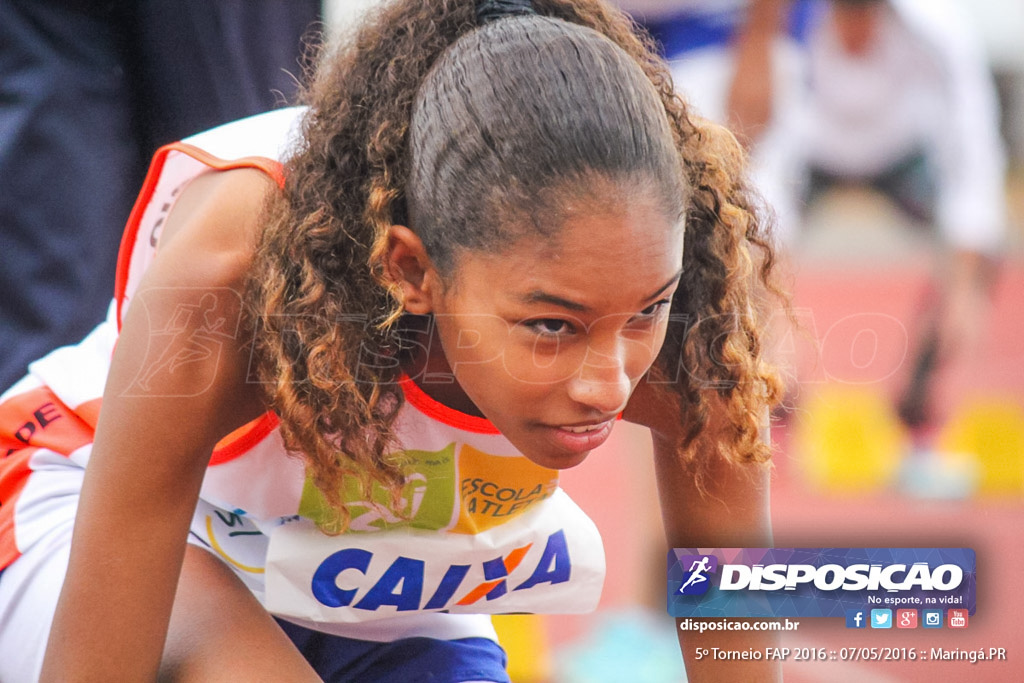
543, 418, 616, 454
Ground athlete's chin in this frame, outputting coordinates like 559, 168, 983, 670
527, 449, 591, 471
520, 438, 594, 470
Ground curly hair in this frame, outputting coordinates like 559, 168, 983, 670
248, 0, 785, 531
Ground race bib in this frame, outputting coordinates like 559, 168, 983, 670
264, 489, 605, 624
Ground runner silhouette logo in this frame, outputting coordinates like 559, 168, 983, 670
677, 555, 718, 595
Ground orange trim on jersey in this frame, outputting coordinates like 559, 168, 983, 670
0, 387, 95, 457
0, 448, 39, 570
399, 375, 500, 435
113, 141, 286, 330
75, 397, 102, 430
209, 412, 280, 466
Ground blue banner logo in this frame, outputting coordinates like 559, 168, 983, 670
667, 548, 976, 618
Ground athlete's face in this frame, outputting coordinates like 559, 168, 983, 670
831, 0, 884, 56
414, 192, 684, 470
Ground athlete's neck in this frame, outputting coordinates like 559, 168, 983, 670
399, 314, 484, 418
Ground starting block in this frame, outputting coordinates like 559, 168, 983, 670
938, 398, 1024, 497
794, 385, 906, 494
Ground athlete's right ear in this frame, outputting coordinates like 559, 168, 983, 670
385, 225, 439, 315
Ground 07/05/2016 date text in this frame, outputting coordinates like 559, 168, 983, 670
694, 647, 1009, 663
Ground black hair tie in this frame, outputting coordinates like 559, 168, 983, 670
476, 0, 536, 24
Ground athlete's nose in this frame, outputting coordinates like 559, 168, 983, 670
566, 346, 632, 415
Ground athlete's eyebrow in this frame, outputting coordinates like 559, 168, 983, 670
643, 269, 683, 303
520, 290, 589, 312
520, 269, 683, 313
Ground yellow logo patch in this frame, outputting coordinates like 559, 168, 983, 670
452, 444, 558, 534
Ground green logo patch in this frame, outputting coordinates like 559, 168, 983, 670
298, 443, 457, 533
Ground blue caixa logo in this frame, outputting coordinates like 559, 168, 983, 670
676, 554, 718, 595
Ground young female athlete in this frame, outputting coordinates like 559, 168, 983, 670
0, 0, 785, 680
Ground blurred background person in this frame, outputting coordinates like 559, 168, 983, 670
0, 0, 321, 391
618, 0, 817, 235
797, 0, 1007, 436
622, 0, 1008, 435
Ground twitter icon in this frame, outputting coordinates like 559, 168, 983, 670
870, 609, 892, 629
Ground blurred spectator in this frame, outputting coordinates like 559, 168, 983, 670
619, 0, 817, 231
0, 0, 321, 391
798, 0, 1006, 429
622, 0, 1008, 430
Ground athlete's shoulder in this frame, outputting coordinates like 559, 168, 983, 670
155, 168, 276, 287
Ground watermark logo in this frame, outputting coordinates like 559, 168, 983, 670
668, 548, 975, 619
676, 554, 718, 596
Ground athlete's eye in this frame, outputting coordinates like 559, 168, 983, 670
524, 318, 574, 336
635, 300, 671, 319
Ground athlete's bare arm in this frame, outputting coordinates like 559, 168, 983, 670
726, 0, 787, 145
625, 382, 781, 682
41, 169, 318, 682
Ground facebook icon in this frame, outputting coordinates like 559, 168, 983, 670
845, 609, 867, 629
